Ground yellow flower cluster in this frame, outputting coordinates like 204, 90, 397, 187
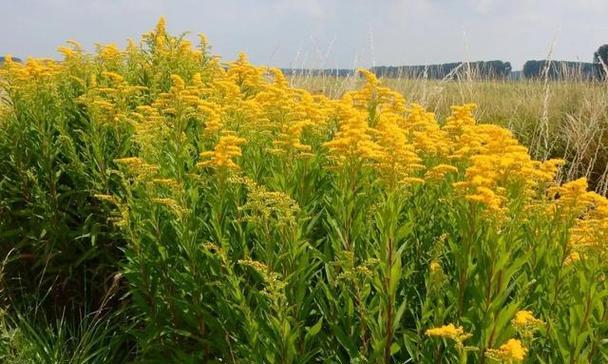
485, 339, 527, 362
374, 113, 424, 186
429, 260, 442, 273
152, 178, 182, 190
323, 97, 383, 167
425, 164, 460, 181
512, 310, 544, 339
237, 177, 300, 227
253, 68, 325, 158
154, 74, 205, 116
425, 324, 472, 344
57, 40, 84, 60
198, 132, 247, 171
443, 103, 478, 143
151, 197, 185, 217
548, 178, 601, 213
114, 157, 159, 179
0, 56, 63, 88
335, 251, 378, 283
324, 70, 428, 186
81, 70, 146, 126
227, 53, 266, 96
401, 104, 451, 157
96, 43, 123, 69
512, 310, 543, 329
549, 178, 608, 262
446, 105, 565, 213
130, 105, 169, 157
141, 17, 204, 64
238, 259, 286, 301
344, 69, 405, 124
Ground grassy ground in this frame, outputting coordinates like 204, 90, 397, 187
291, 75, 608, 193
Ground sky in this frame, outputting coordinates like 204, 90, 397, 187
1, 0, 607, 70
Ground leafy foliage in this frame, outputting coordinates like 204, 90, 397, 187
1, 19, 607, 363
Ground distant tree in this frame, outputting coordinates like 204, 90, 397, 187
504, 61, 513, 76
0, 56, 22, 63
522, 60, 597, 80
523, 60, 542, 79
594, 44, 608, 79
371, 60, 512, 80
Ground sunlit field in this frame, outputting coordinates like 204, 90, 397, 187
291, 76, 608, 194
0, 19, 607, 363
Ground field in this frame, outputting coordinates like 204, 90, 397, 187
1, 19, 607, 363
292, 76, 608, 194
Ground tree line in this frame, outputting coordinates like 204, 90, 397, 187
522, 60, 600, 80
520, 45, 608, 80
4, 44, 608, 80
372, 44, 608, 80
371, 60, 512, 80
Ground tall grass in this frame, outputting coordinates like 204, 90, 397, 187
0, 309, 131, 364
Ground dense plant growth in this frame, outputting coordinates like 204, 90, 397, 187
0, 19, 607, 363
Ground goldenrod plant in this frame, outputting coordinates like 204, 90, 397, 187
0, 19, 607, 363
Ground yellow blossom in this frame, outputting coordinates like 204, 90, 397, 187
425, 324, 472, 344
323, 99, 382, 167
512, 310, 544, 338
198, 132, 247, 171
485, 339, 527, 362
114, 157, 159, 179
429, 260, 441, 273
425, 164, 459, 180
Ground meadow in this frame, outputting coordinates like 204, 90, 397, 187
292, 76, 608, 194
0, 19, 607, 363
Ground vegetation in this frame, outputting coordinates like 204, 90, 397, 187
0, 19, 607, 363
292, 75, 608, 195
522, 60, 599, 80
594, 44, 608, 79
0, 57, 22, 64
372, 60, 512, 80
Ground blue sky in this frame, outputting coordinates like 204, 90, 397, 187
1, 0, 607, 70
